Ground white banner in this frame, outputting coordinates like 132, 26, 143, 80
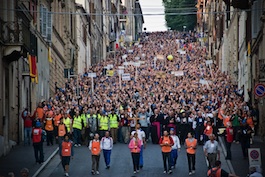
122, 73, 131, 81
205, 60, 213, 65
174, 71, 184, 76
133, 62, 141, 67
118, 69, 124, 75
87, 73, 96, 78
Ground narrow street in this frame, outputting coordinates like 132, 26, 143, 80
39, 143, 208, 177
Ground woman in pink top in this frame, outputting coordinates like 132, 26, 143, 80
128, 132, 142, 174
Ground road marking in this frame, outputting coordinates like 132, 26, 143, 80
32, 147, 59, 177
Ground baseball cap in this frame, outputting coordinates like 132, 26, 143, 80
35, 121, 41, 127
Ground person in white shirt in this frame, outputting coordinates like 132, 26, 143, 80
131, 123, 146, 169
101, 131, 113, 169
169, 128, 181, 169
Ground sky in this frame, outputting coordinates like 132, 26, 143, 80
139, 0, 168, 32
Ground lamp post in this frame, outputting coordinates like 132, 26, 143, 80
183, 26, 186, 32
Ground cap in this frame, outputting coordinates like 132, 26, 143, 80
170, 128, 175, 131
35, 121, 41, 127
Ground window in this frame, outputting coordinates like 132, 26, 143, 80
83, 25, 87, 45
40, 4, 52, 41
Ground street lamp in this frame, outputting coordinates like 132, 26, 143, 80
183, 26, 186, 32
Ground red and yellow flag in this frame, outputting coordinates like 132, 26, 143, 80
28, 54, 38, 83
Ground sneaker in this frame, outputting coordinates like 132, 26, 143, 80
65, 173, 69, 177
189, 172, 192, 175
91, 170, 95, 175
134, 171, 136, 174
168, 170, 172, 174
192, 170, 195, 174
136, 170, 139, 173
74, 144, 78, 147
78, 144, 81, 147
163, 171, 167, 174
96, 171, 99, 175
106, 166, 110, 169
140, 165, 143, 169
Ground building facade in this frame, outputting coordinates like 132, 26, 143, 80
199, 0, 265, 139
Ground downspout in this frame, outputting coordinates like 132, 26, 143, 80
17, 60, 20, 144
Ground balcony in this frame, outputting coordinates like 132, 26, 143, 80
2, 20, 31, 50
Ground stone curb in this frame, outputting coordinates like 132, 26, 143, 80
218, 136, 236, 174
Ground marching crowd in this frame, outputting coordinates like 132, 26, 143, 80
20, 31, 262, 177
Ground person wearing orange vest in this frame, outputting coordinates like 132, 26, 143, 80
56, 118, 68, 154
54, 110, 62, 144
33, 102, 45, 122
44, 113, 55, 146
89, 133, 102, 175
185, 132, 197, 175
128, 132, 142, 174
204, 121, 213, 142
61, 134, 74, 177
32, 121, 45, 164
159, 130, 174, 174
207, 160, 238, 177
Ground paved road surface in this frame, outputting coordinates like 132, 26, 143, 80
39, 143, 209, 177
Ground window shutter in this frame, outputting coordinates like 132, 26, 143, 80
42, 6, 47, 37
40, 4, 43, 34
251, 1, 258, 38
47, 11, 52, 42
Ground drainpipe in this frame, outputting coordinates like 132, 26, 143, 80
17, 60, 21, 144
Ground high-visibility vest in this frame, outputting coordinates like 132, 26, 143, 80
99, 116, 109, 130
109, 114, 118, 128
207, 167, 221, 177
54, 114, 62, 126
204, 125, 213, 136
81, 114, 88, 127
185, 138, 197, 154
58, 124, 66, 137
32, 128, 42, 143
161, 136, 172, 153
72, 116, 82, 130
45, 118, 54, 131
91, 140, 101, 155
64, 117, 71, 132
62, 141, 72, 157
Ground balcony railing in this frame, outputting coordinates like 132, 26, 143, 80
2, 20, 23, 45
1, 19, 31, 50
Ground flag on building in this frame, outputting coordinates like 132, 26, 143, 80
48, 46, 53, 63
247, 41, 251, 56
28, 54, 38, 83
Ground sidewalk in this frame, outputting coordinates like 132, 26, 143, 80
219, 136, 265, 177
0, 144, 58, 177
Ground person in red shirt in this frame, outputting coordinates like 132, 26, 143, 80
224, 122, 233, 160
22, 108, 33, 145
32, 121, 45, 164
61, 134, 74, 177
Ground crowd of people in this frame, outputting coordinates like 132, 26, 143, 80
20, 31, 262, 177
